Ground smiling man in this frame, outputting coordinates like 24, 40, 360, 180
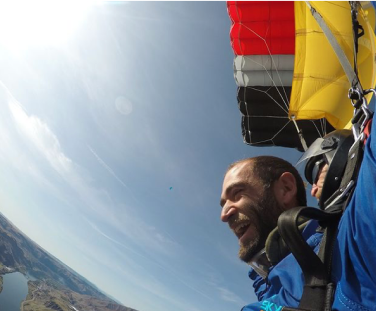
219, 153, 348, 310
220, 156, 319, 309
220, 156, 307, 269
220, 126, 375, 311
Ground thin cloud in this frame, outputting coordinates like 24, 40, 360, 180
6, 97, 180, 258
0, 83, 74, 207
6, 94, 114, 218
87, 145, 144, 207
104, 209, 182, 257
9, 98, 72, 175
83, 217, 155, 263
84, 217, 214, 303
2, 81, 181, 262
87, 145, 130, 191
110, 259, 209, 311
217, 287, 246, 305
0, 83, 231, 311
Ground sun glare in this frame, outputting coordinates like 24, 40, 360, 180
0, 1, 93, 50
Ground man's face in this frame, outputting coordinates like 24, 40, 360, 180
311, 163, 329, 200
220, 162, 285, 264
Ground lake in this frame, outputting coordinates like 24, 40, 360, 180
0, 272, 29, 311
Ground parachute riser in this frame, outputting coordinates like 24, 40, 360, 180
325, 86, 376, 209
349, 1, 364, 82
291, 115, 308, 151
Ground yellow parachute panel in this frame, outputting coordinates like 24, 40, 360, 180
290, 2, 376, 130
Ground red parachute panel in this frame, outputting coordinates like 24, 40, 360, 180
228, 1, 295, 55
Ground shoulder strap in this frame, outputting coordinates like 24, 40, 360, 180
278, 205, 342, 311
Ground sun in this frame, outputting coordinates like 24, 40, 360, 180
0, 1, 93, 50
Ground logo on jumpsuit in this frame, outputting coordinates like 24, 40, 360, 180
260, 295, 283, 311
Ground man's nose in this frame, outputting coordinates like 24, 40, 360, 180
221, 202, 236, 222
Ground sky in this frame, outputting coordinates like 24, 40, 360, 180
0, 2, 318, 311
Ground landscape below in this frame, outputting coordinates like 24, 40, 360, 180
0, 212, 138, 311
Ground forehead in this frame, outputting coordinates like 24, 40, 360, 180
223, 162, 257, 187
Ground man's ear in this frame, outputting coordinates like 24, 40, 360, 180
273, 172, 298, 209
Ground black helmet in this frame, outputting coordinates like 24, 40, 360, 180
297, 129, 354, 207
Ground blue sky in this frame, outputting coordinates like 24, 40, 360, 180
0, 2, 317, 311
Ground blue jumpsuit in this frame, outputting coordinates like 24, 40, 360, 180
242, 121, 376, 311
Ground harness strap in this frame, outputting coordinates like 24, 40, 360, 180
278, 206, 342, 311
324, 136, 364, 209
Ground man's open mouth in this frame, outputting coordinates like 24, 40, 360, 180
233, 222, 250, 239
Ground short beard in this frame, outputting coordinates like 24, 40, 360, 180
238, 188, 285, 264
238, 230, 260, 263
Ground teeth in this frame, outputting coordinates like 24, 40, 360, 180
234, 223, 249, 235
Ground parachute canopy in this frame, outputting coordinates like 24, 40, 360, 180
228, 1, 376, 151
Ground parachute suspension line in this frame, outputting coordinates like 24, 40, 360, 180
239, 23, 290, 111
269, 119, 301, 146
318, 119, 325, 137
238, 21, 289, 110
267, 53, 290, 109
319, 118, 328, 137
240, 88, 291, 147
307, 118, 327, 139
243, 55, 290, 108
241, 87, 252, 145
244, 87, 295, 147
291, 115, 308, 151
249, 86, 289, 115
245, 118, 295, 147
309, 119, 326, 139
305, 1, 363, 94
261, 2, 289, 107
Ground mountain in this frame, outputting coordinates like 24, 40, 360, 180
0, 212, 138, 311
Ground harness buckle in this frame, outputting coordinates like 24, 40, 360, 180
324, 180, 355, 209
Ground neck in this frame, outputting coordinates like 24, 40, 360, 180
248, 248, 272, 279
